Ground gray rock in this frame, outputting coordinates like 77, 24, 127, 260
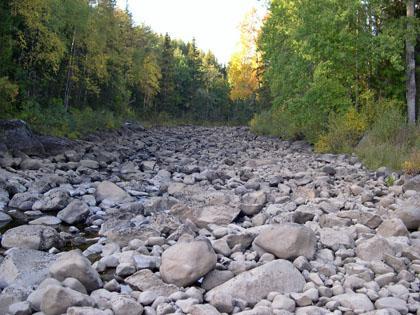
8, 192, 40, 210
375, 297, 408, 314
403, 175, 420, 192
111, 295, 143, 315
49, 250, 103, 292
395, 195, 420, 230
1, 225, 61, 250
356, 236, 395, 261
41, 285, 95, 315
57, 199, 90, 224
332, 293, 374, 312
240, 191, 267, 215
95, 181, 131, 204
32, 190, 70, 212
377, 218, 408, 237
160, 240, 217, 287
254, 224, 316, 260
319, 228, 354, 249
205, 260, 305, 313
189, 304, 221, 315
125, 269, 178, 297
171, 204, 240, 228
0, 248, 56, 288
8, 301, 31, 315
0, 119, 45, 155
29, 216, 62, 225
67, 307, 111, 315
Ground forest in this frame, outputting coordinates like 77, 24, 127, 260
0, 0, 419, 171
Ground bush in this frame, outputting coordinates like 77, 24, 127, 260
403, 150, 420, 175
315, 108, 368, 153
250, 110, 273, 135
0, 77, 19, 117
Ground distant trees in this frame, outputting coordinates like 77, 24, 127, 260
0, 0, 251, 127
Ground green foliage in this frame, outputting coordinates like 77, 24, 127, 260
356, 108, 420, 170
315, 108, 368, 153
1, 0, 249, 137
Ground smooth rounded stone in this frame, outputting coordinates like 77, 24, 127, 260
332, 293, 374, 312
176, 297, 199, 313
26, 278, 62, 311
116, 263, 136, 277
160, 240, 217, 287
111, 295, 143, 315
32, 190, 70, 212
63, 278, 88, 295
375, 273, 396, 287
57, 200, 90, 224
0, 248, 56, 288
205, 260, 305, 313
41, 285, 95, 315
290, 288, 319, 307
29, 216, 62, 225
387, 284, 409, 299
8, 301, 32, 315
395, 195, 420, 230
94, 181, 131, 204
295, 306, 330, 315
319, 228, 354, 249
104, 279, 120, 292
20, 158, 43, 170
49, 250, 103, 292
0, 211, 12, 226
254, 224, 316, 260
356, 236, 395, 261
202, 270, 235, 291
8, 192, 41, 210
377, 219, 409, 237
138, 291, 158, 305
1, 225, 61, 250
240, 191, 267, 215
272, 295, 295, 312
375, 297, 408, 314
67, 307, 112, 315
189, 304, 221, 315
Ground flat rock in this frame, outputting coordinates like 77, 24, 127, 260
332, 293, 374, 312
205, 260, 305, 313
57, 199, 90, 224
0, 248, 56, 288
125, 269, 178, 297
95, 181, 131, 204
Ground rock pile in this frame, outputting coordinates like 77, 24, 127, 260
0, 123, 419, 314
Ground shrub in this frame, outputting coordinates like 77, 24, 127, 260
315, 107, 368, 153
403, 150, 420, 175
250, 110, 273, 135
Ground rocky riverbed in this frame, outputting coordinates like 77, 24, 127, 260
0, 124, 419, 315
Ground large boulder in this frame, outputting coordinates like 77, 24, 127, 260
0, 248, 56, 288
49, 250, 103, 292
1, 225, 61, 250
395, 195, 420, 230
205, 260, 305, 313
253, 224, 317, 260
94, 181, 131, 204
57, 199, 90, 224
32, 189, 70, 212
0, 120, 45, 156
160, 240, 217, 287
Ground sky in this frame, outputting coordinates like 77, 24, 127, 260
116, 0, 266, 65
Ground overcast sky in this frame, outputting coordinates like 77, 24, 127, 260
116, 0, 266, 64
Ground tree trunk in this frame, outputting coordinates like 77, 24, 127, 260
64, 30, 76, 112
406, 0, 416, 124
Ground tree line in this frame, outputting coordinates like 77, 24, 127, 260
0, 0, 254, 136
244, 0, 419, 171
